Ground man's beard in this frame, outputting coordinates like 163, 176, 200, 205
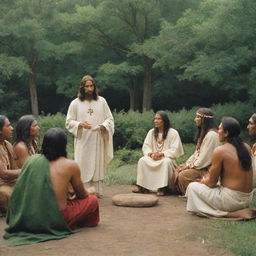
84, 92, 94, 100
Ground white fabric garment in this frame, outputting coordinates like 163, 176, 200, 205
186, 130, 219, 169
66, 96, 114, 195
251, 143, 256, 187
137, 128, 184, 191
186, 182, 253, 217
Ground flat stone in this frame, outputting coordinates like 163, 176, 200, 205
112, 193, 159, 207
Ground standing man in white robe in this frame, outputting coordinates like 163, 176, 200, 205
247, 113, 256, 187
66, 75, 114, 197
133, 111, 184, 196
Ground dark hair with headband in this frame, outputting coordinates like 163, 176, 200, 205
195, 108, 216, 149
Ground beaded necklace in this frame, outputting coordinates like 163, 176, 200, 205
155, 133, 164, 152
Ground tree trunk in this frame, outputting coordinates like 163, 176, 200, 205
28, 70, 39, 116
28, 46, 39, 116
128, 77, 140, 111
142, 56, 153, 112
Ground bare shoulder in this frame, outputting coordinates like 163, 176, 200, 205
213, 145, 226, 155
13, 142, 27, 151
60, 158, 80, 173
13, 142, 28, 155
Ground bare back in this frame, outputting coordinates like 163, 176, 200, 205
201, 143, 253, 193
49, 157, 87, 210
220, 143, 252, 192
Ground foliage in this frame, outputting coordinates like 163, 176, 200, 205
37, 113, 74, 158
200, 217, 256, 256
1, 0, 255, 117
113, 110, 154, 149
151, 0, 256, 103
113, 101, 254, 148
35, 101, 253, 159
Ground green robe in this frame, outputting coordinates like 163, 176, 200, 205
3, 154, 73, 246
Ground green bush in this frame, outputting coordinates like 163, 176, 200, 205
113, 101, 254, 148
38, 113, 74, 158
213, 101, 254, 128
37, 101, 254, 152
113, 110, 153, 149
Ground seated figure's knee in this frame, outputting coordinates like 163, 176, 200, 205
186, 181, 197, 192
89, 195, 99, 210
177, 170, 187, 183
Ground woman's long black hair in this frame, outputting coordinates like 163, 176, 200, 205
13, 115, 38, 154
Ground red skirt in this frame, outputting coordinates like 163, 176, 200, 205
61, 195, 99, 229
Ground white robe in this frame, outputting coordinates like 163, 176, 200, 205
251, 143, 256, 187
186, 130, 219, 169
186, 182, 253, 217
66, 96, 114, 195
137, 128, 184, 191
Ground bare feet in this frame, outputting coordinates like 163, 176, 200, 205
156, 188, 165, 196
156, 191, 164, 196
132, 185, 149, 194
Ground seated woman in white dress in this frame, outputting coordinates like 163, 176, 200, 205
132, 111, 184, 196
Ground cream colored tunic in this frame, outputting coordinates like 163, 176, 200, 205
137, 128, 184, 191
186, 182, 253, 217
186, 130, 219, 169
66, 96, 114, 195
251, 143, 256, 187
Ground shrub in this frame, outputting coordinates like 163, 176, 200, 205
113, 110, 153, 149
37, 101, 253, 151
38, 113, 74, 158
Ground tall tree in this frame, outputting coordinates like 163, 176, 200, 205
69, 0, 199, 111
150, 0, 256, 102
0, 0, 58, 115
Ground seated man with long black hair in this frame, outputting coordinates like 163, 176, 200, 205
186, 117, 256, 219
4, 128, 99, 246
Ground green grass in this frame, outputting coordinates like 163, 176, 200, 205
105, 144, 256, 256
199, 218, 256, 256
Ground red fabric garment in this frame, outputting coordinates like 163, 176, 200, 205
61, 195, 99, 229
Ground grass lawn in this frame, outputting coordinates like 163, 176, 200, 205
106, 144, 256, 256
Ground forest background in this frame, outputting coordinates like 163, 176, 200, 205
1, 1, 256, 255
1, 0, 255, 121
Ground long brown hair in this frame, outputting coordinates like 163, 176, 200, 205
77, 75, 99, 101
